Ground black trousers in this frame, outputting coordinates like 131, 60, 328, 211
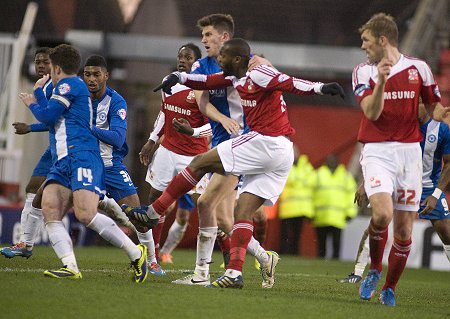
280, 216, 306, 255
315, 226, 342, 259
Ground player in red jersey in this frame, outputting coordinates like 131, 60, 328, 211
136, 43, 211, 266
127, 38, 344, 288
353, 13, 448, 306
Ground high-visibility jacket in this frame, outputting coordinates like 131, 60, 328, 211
313, 164, 357, 229
278, 155, 316, 219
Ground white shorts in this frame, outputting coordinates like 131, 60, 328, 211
217, 132, 294, 205
146, 145, 209, 194
360, 142, 422, 211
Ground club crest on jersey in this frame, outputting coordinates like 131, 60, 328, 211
58, 83, 71, 95
98, 111, 107, 122
186, 90, 196, 103
247, 79, 254, 92
117, 108, 127, 120
427, 134, 437, 143
369, 176, 381, 188
408, 69, 419, 83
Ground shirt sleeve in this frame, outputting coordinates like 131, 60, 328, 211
149, 111, 165, 142
181, 72, 233, 90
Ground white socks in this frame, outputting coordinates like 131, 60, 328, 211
444, 244, 450, 262
20, 193, 35, 242
137, 229, 156, 263
87, 213, 140, 261
354, 230, 370, 277
247, 236, 269, 265
23, 206, 44, 248
46, 221, 79, 272
160, 220, 188, 255
194, 227, 217, 279
98, 196, 135, 229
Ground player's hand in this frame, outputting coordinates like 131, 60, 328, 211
248, 55, 275, 71
354, 183, 368, 207
321, 82, 345, 99
219, 116, 240, 135
139, 140, 156, 166
12, 122, 31, 135
172, 118, 194, 136
419, 195, 438, 215
34, 74, 50, 90
377, 58, 393, 83
18, 92, 37, 107
153, 72, 181, 95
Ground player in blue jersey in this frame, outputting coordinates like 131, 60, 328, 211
83, 54, 164, 276
160, 14, 277, 287
1, 47, 54, 259
339, 104, 450, 303
18, 44, 147, 282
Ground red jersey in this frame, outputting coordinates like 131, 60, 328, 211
181, 65, 324, 137
152, 84, 209, 156
352, 54, 441, 143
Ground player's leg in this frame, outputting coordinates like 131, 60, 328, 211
160, 193, 195, 263
1, 148, 51, 258
331, 226, 342, 259
338, 228, 369, 283
431, 219, 450, 262
208, 192, 265, 289
253, 205, 267, 245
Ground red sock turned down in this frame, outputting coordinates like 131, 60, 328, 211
383, 237, 412, 291
368, 218, 389, 273
152, 215, 166, 261
227, 220, 254, 272
216, 230, 231, 254
152, 167, 201, 215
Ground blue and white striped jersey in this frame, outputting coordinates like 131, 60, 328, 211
420, 119, 450, 188
92, 86, 128, 167
191, 56, 249, 147
49, 76, 99, 160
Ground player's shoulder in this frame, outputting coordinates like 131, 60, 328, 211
54, 76, 86, 96
108, 86, 126, 104
191, 57, 209, 73
249, 65, 280, 83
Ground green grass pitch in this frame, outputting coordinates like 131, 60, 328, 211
0, 246, 449, 319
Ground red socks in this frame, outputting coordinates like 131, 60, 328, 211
368, 218, 389, 273
152, 215, 166, 261
227, 220, 254, 272
152, 167, 201, 215
383, 237, 412, 291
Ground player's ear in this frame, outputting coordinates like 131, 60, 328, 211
222, 31, 231, 42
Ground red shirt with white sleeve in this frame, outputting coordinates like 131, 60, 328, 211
180, 65, 324, 137
352, 54, 441, 143
149, 83, 210, 156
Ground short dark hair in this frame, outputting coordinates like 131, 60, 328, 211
178, 43, 202, 60
49, 44, 81, 75
85, 55, 108, 70
35, 47, 50, 57
359, 12, 398, 46
197, 14, 234, 37
224, 38, 251, 57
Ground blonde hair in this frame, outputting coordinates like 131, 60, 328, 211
359, 13, 398, 46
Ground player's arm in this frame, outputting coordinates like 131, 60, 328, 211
193, 90, 240, 135
154, 72, 232, 94
420, 153, 450, 215
425, 102, 450, 123
92, 100, 127, 149
251, 65, 345, 98
19, 91, 65, 126
12, 122, 49, 134
172, 118, 212, 137
140, 111, 164, 166
358, 58, 392, 121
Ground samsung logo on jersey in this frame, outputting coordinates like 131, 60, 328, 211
164, 103, 191, 115
209, 89, 226, 97
384, 91, 415, 100
241, 99, 257, 107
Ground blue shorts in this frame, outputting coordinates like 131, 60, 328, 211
104, 164, 137, 202
32, 147, 53, 177
178, 194, 195, 211
419, 187, 450, 220
45, 151, 105, 197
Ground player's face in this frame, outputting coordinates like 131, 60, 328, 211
360, 30, 383, 63
177, 47, 197, 73
34, 53, 51, 77
217, 46, 235, 77
201, 26, 227, 58
83, 66, 108, 94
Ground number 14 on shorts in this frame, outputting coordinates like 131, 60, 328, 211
77, 167, 93, 185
